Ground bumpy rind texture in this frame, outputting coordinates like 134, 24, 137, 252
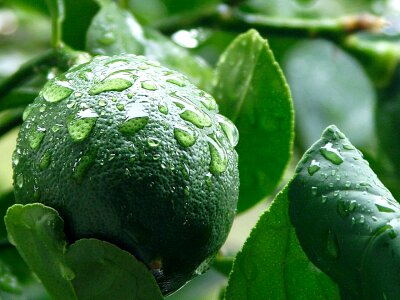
13, 54, 239, 295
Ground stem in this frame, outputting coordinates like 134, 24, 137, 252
0, 88, 39, 112
119, 0, 128, 9
0, 108, 24, 136
212, 254, 234, 277
46, 0, 65, 48
156, 4, 386, 41
0, 50, 56, 100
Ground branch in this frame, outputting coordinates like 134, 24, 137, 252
46, 0, 65, 48
0, 50, 57, 101
155, 4, 386, 41
0, 108, 24, 136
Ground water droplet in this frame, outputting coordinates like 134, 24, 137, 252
29, 127, 46, 150
166, 77, 185, 87
22, 103, 34, 121
66, 100, 76, 109
311, 186, 318, 196
343, 143, 355, 150
199, 93, 217, 110
180, 108, 212, 129
307, 160, 320, 176
39, 105, 46, 112
326, 230, 340, 259
116, 103, 125, 111
375, 196, 396, 213
184, 186, 190, 197
60, 264, 75, 281
320, 142, 344, 165
39, 150, 51, 170
118, 103, 149, 135
16, 174, 23, 188
73, 149, 97, 182
158, 101, 168, 115
51, 124, 63, 133
12, 150, 19, 167
141, 81, 157, 91
207, 135, 227, 175
321, 195, 328, 203
345, 181, 351, 188
153, 154, 161, 160
337, 131, 345, 139
359, 215, 365, 224
98, 99, 107, 107
97, 31, 115, 45
0, 273, 21, 294
125, 168, 131, 176
216, 114, 239, 147
174, 126, 198, 148
89, 78, 132, 95
147, 137, 160, 148
67, 108, 98, 142
43, 80, 73, 103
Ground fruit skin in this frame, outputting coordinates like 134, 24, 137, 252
13, 54, 239, 295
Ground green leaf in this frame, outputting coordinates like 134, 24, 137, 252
283, 40, 376, 151
225, 186, 339, 299
0, 191, 14, 243
213, 29, 294, 212
4, 204, 77, 300
289, 125, 400, 299
66, 239, 163, 300
0, 247, 50, 299
86, 2, 212, 90
5, 204, 163, 299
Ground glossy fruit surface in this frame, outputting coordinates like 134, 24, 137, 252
13, 54, 239, 295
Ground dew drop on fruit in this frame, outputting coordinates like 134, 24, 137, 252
118, 103, 149, 135
343, 143, 355, 150
320, 143, 344, 165
116, 103, 125, 111
141, 81, 157, 91
147, 137, 161, 148
207, 134, 228, 175
180, 107, 212, 129
22, 103, 34, 121
29, 127, 46, 150
326, 230, 340, 259
51, 124, 63, 133
98, 99, 107, 107
174, 126, 198, 148
43, 80, 73, 103
73, 149, 97, 182
307, 160, 320, 176
39, 150, 51, 170
12, 150, 19, 167
67, 109, 98, 142
216, 114, 239, 147
89, 78, 133, 95
166, 77, 185, 87
16, 174, 23, 188
158, 100, 168, 115
199, 92, 217, 111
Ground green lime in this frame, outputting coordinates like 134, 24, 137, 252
13, 54, 239, 295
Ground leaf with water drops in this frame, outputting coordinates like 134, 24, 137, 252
4, 204, 77, 300
85, 1, 212, 90
65, 239, 163, 300
289, 125, 400, 299
225, 187, 339, 300
213, 29, 294, 212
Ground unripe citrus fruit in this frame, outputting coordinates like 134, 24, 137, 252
12, 54, 239, 295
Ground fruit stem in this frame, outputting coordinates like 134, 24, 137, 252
0, 49, 57, 103
155, 4, 386, 41
46, 0, 66, 49
212, 253, 234, 277
0, 108, 24, 137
